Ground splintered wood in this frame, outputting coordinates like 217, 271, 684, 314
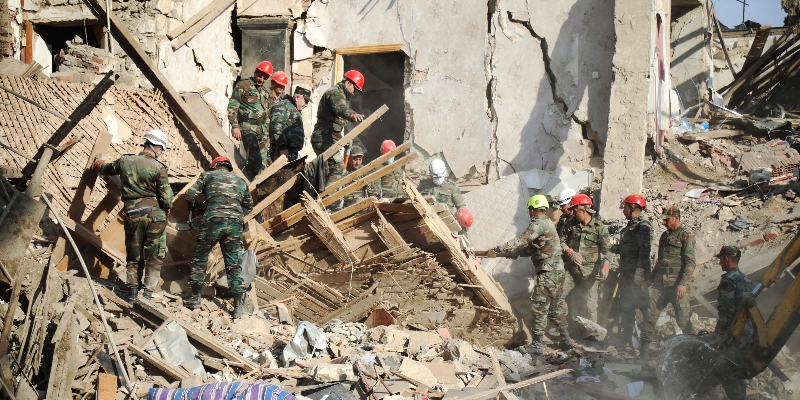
249, 172, 519, 346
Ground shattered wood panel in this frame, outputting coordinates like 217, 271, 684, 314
302, 193, 359, 265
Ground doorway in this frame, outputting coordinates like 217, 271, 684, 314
340, 50, 406, 163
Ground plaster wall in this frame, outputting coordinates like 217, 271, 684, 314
670, 6, 708, 109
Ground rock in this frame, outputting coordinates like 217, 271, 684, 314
260, 350, 278, 369
109, 317, 138, 331
397, 358, 438, 388
573, 316, 608, 341
687, 142, 700, 155
228, 315, 271, 337
180, 374, 203, 388
717, 206, 735, 222
306, 363, 357, 382
442, 339, 480, 365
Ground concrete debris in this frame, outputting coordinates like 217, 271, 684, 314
573, 316, 608, 342
306, 363, 357, 383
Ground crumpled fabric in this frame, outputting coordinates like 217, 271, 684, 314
282, 321, 329, 364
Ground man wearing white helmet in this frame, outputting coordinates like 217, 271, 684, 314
92, 129, 174, 303
417, 159, 466, 216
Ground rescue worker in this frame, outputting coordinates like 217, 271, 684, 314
269, 86, 311, 162
556, 188, 577, 239
332, 145, 378, 209
486, 195, 572, 354
269, 71, 289, 108
612, 194, 653, 347
311, 70, 366, 177
376, 140, 402, 200
184, 156, 254, 318
714, 245, 753, 399
562, 194, 611, 324
640, 205, 696, 361
92, 130, 173, 303
417, 159, 465, 215
228, 61, 273, 179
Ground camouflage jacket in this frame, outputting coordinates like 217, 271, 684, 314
339, 167, 380, 208
377, 170, 403, 200
97, 152, 173, 212
652, 224, 696, 287
616, 214, 653, 276
493, 215, 563, 271
417, 178, 466, 215
227, 77, 269, 133
564, 217, 611, 278
269, 95, 305, 152
312, 82, 355, 134
557, 213, 575, 248
715, 267, 754, 333
185, 169, 254, 221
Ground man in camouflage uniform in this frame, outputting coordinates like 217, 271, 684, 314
312, 70, 366, 178
329, 145, 379, 210
612, 194, 653, 347
640, 205, 696, 360
417, 159, 465, 215
562, 194, 611, 325
269, 86, 311, 162
376, 140, 402, 201
184, 156, 254, 318
228, 61, 272, 180
486, 195, 572, 355
714, 245, 754, 399
93, 130, 173, 303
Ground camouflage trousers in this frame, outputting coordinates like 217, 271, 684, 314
311, 129, 345, 179
618, 269, 650, 336
123, 207, 167, 292
190, 217, 245, 293
531, 269, 569, 336
242, 130, 269, 180
641, 284, 692, 342
566, 274, 599, 323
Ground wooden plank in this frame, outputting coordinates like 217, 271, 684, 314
322, 105, 388, 160
167, 0, 236, 39
301, 193, 359, 265
320, 142, 411, 197
336, 45, 404, 55
372, 210, 409, 251
82, 0, 244, 179
318, 282, 380, 324
681, 129, 745, 141
68, 131, 112, 222
454, 370, 572, 400
128, 344, 188, 381
96, 373, 117, 400
723, 31, 789, 105
401, 179, 512, 312
693, 292, 718, 317
170, 0, 236, 49
740, 25, 772, 74
711, 7, 736, 78
61, 217, 126, 264
245, 175, 299, 222
248, 154, 288, 191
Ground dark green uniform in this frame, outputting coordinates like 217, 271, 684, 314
185, 169, 254, 294
268, 95, 305, 162
642, 224, 695, 341
377, 170, 403, 200
97, 152, 173, 296
311, 82, 355, 155
715, 266, 753, 334
563, 217, 611, 323
417, 178, 466, 215
228, 77, 270, 179
557, 213, 576, 304
615, 214, 653, 339
327, 166, 380, 210
492, 216, 568, 338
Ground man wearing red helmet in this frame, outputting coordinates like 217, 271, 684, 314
375, 140, 403, 200
184, 156, 253, 318
269, 85, 311, 162
311, 70, 366, 177
561, 194, 610, 325
611, 194, 653, 348
227, 60, 273, 179
269, 71, 288, 108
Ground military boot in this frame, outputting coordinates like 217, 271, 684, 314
559, 327, 574, 350
141, 288, 153, 300
639, 340, 651, 364
125, 286, 138, 305
528, 335, 544, 355
184, 283, 203, 310
232, 293, 245, 319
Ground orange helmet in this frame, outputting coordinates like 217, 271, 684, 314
343, 70, 365, 91
272, 71, 288, 87
569, 193, 593, 209
210, 156, 232, 170
455, 208, 473, 229
623, 194, 646, 208
380, 140, 396, 155
256, 61, 273, 76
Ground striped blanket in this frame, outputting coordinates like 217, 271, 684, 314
148, 382, 296, 400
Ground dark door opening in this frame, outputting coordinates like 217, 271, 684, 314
342, 51, 406, 163
35, 23, 103, 73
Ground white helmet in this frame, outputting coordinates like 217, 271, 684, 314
557, 188, 576, 206
143, 129, 168, 150
429, 159, 447, 186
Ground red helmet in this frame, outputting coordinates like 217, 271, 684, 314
256, 61, 273, 76
380, 140, 396, 155
272, 71, 288, 87
569, 193, 593, 209
343, 70, 365, 91
210, 156, 232, 170
623, 194, 646, 208
455, 208, 473, 229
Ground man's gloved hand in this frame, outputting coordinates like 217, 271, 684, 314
596, 264, 610, 281
350, 113, 365, 122
565, 248, 584, 266
486, 249, 498, 258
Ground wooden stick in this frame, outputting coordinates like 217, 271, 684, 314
0, 84, 70, 121
168, 0, 235, 39
322, 105, 388, 160
455, 370, 572, 400
170, 0, 236, 50
248, 155, 289, 191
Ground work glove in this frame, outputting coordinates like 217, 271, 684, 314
596, 264, 610, 281
350, 113, 365, 122
565, 248, 584, 266
90, 154, 105, 172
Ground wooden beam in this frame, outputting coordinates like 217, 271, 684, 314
711, 7, 737, 79
248, 154, 288, 191
740, 25, 772, 74
245, 174, 299, 222
68, 132, 112, 222
335, 44, 404, 55
170, 0, 236, 50
681, 129, 745, 141
322, 104, 388, 160
693, 292, 719, 317
96, 373, 117, 400
301, 193, 358, 265
372, 209, 409, 251
128, 344, 188, 381
401, 178, 512, 312
723, 31, 790, 106
454, 370, 572, 400
82, 0, 244, 179
320, 142, 411, 197
167, 0, 235, 39
61, 217, 126, 264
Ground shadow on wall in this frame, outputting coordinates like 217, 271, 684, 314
505, 0, 613, 175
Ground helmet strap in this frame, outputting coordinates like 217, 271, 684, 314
149, 144, 163, 158
433, 176, 445, 186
